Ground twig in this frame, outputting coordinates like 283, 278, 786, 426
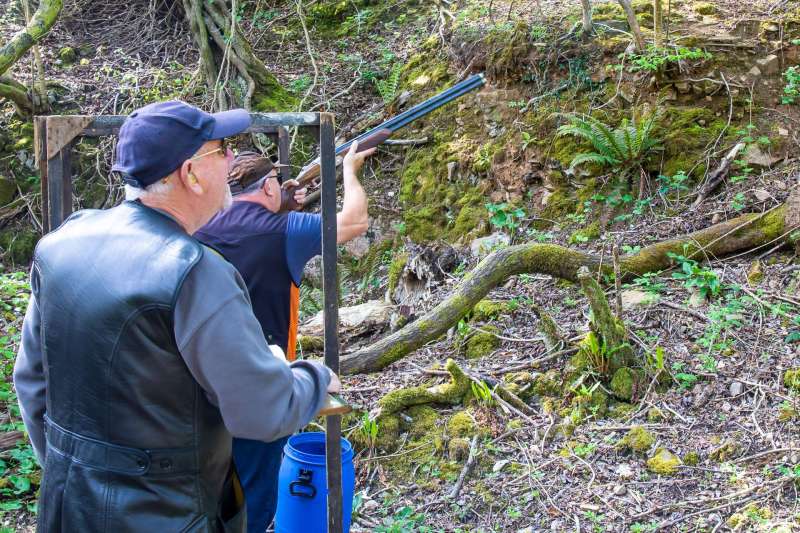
613, 243, 623, 320
448, 435, 479, 500
692, 142, 746, 207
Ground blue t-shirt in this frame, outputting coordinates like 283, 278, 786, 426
195, 201, 322, 354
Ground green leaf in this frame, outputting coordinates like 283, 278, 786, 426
786, 331, 800, 344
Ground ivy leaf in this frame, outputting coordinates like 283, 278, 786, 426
786, 331, 800, 344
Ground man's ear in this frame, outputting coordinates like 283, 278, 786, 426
262, 178, 275, 197
178, 160, 204, 195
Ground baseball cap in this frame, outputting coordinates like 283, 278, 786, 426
112, 101, 251, 188
228, 151, 290, 194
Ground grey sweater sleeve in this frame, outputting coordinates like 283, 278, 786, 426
13, 293, 46, 464
174, 247, 331, 442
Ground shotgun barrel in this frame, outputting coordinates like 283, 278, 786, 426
288, 73, 486, 204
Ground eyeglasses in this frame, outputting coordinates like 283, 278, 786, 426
189, 139, 230, 161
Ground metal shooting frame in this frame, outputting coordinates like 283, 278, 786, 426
34, 112, 345, 532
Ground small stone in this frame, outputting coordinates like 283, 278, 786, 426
493, 459, 510, 473
674, 81, 691, 94
775, 180, 787, 190
615, 463, 635, 480
698, 119, 707, 126
711, 213, 722, 224
620, 289, 661, 310
756, 54, 780, 76
744, 144, 779, 168
729, 381, 744, 396
470, 232, 510, 258
613, 484, 627, 496
779, 127, 790, 137
721, 401, 732, 412
753, 188, 772, 202
748, 65, 762, 77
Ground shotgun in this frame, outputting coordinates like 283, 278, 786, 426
280, 73, 486, 211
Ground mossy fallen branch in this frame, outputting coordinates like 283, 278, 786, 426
342, 206, 789, 374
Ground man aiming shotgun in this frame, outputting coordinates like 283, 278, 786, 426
195, 72, 485, 532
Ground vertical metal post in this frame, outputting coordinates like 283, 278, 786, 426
277, 127, 291, 182
319, 113, 343, 533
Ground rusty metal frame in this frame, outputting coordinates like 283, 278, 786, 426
33, 112, 345, 532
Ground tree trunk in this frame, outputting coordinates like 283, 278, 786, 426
653, 0, 663, 47
0, 0, 62, 115
341, 205, 789, 374
580, 0, 593, 36
181, 0, 294, 111
617, 0, 645, 52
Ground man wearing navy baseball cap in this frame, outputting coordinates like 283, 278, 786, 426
13, 101, 338, 532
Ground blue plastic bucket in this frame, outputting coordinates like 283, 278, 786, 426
274, 432, 355, 533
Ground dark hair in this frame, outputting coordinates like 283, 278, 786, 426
241, 175, 270, 194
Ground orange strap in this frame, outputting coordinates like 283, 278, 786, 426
287, 284, 300, 361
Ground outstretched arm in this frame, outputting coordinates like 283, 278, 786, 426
336, 140, 375, 243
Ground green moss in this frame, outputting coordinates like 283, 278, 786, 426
610, 367, 638, 401
569, 220, 601, 244
297, 335, 324, 353
572, 388, 609, 418
463, 326, 501, 359
618, 426, 655, 455
387, 252, 408, 296
709, 441, 740, 462
683, 451, 700, 466
484, 20, 532, 79
252, 73, 298, 112
647, 448, 681, 475
784, 368, 800, 392
647, 407, 666, 422
607, 400, 637, 419
448, 437, 471, 461
726, 504, 772, 529
0, 227, 38, 265
658, 107, 729, 178
693, 2, 717, 15
471, 299, 511, 321
405, 405, 440, 439
446, 410, 476, 439
538, 188, 576, 226
533, 369, 562, 397
58, 46, 77, 65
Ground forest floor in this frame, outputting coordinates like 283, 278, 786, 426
2, 0, 800, 531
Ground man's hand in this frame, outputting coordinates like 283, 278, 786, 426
281, 179, 307, 210
342, 139, 377, 175
327, 369, 341, 394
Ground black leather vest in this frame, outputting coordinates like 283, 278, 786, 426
32, 201, 244, 533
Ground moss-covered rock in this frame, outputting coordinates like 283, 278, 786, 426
404, 405, 440, 439
610, 367, 638, 401
693, 2, 717, 15
658, 107, 729, 178
747, 259, 764, 285
463, 326, 501, 359
297, 335, 324, 353
709, 440, 741, 462
608, 400, 637, 419
726, 504, 772, 530
647, 448, 681, 475
647, 407, 666, 423
533, 369, 562, 397
58, 46, 77, 65
682, 451, 700, 466
446, 410, 476, 439
618, 426, 656, 455
471, 299, 511, 321
783, 368, 800, 392
448, 437, 471, 461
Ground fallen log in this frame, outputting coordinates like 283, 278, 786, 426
342, 205, 791, 374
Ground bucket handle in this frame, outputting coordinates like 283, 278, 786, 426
289, 468, 317, 499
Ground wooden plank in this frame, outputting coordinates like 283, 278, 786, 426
277, 126, 291, 182
46, 142, 74, 231
319, 113, 343, 533
34, 117, 49, 232
80, 114, 300, 137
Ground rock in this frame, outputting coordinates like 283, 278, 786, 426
492, 459, 509, 473
744, 144, 779, 168
753, 189, 772, 202
470, 232, 510, 258
647, 448, 681, 475
748, 66, 762, 78
747, 259, 764, 285
618, 426, 655, 455
779, 127, 790, 137
300, 300, 393, 336
343, 234, 370, 259
663, 87, 678, 102
711, 213, 722, 224
688, 289, 707, 308
729, 381, 744, 396
674, 81, 691, 94
303, 256, 322, 288
620, 289, 661, 310
396, 90, 411, 107
613, 484, 627, 496
58, 46, 77, 65
756, 54, 780, 76
0, 176, 17, 206
615, 463, 635, 480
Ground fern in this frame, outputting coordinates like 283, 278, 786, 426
375, 62, 403, 105
557, 112, 661, 177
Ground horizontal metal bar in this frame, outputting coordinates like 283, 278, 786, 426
73, 112, 323, 137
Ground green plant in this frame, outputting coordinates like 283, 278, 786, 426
520, 131, 535, 151
374, 62, 403, 105
627, 272, 666, 294
783, 66, 800, 105
667, 250, 721, 300
731, 192, 747, 212
630, 521, 659, 532
375, 506, 432, 533
471, 379, 495, 407
359, 412, 379, 449
671, 361, 697, 390
584, 510, 606, 532
486, 203, 526, 239
556, 112, 661, 180
656, 171, 690, 201
299, 284, 323, 321
289, 74, 312, 94
624, 46, 712, 73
